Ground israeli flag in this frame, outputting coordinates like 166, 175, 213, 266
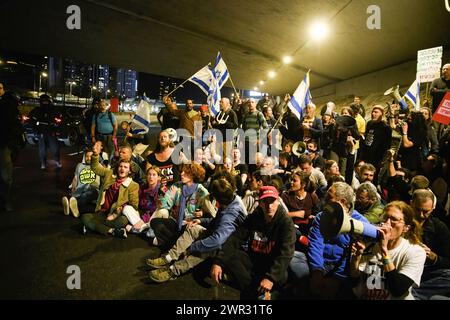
404, 80, 421, 111
207, 76, 221, 116
188, 65, 214, 96
214, 52, 230, 89
288, 71, 312, 119
131, 99, 151, 134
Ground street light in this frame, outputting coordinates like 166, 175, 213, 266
90, 86, 97, 98
39, 71, 48, 93
68, 81, 76, 96
105, 89, 110, 99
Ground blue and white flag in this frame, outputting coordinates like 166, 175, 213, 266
288, 71, 312, 119
207, 76, 221, 116
214, 52, 230, 89
188, 65, 214, 96
131, 99, 151, 134
404, 80, 420, 111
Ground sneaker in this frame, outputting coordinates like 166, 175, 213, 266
62, 197, 70, 216
146, 227, 155, 239
112, 228, 127, 239
148, 267, 177, 283
146, 255, 170, 269
69, 197, 80, 218
138, 222, 150, 233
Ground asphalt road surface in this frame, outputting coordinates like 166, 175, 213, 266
0, 130, 240, 300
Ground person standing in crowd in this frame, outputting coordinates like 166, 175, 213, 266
210, 186, 296, 299
350, 201, 425, 300
300, 103, 323, 148
241, 98, 268, 163
80, 141, 139, 238
0, 83, 23, 212
170, 99, 202, 159
359, 105, 392, 170
430, 63, 450, 113
157, 96, 179, 130
350, 96, 366, 119
83, 97, 100, 142
212, 97, 238, 158
410, 189, 450, 300
29, 94, 62, 170
420, 107, 439, 156
91, 99, 118, 159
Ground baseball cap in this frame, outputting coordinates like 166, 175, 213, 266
200, 104, 208, 112
259, 186, 279, 200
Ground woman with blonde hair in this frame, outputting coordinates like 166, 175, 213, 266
350, 201, 426, 299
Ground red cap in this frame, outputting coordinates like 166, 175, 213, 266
200, 104, 208, 112
259, 186, 279, 200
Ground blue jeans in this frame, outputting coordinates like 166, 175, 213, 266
289, 251, 310, 280
38, 132, 60, 166
412, 269, 450, 300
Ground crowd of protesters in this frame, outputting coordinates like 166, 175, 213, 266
1, 62, 449, 300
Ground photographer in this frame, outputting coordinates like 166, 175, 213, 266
350, 201, 425, 300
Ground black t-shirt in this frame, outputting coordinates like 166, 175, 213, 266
360, 120, 392, 167
146, 152, 179, 188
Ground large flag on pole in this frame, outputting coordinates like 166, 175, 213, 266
403, 80, 421, 111
214, 52, 230, 89
188, 65, 214, 96
288, 71, 312, 119
131, 99, 152, 134
207, 76, 221, 116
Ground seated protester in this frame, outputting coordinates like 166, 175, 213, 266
324, 160, 344, 187
193, 147, 216, 181
85, 140, 109, 167
281, 171, 320, 251
146, 175, 247, 283
146, 129, 180, 189
80, 142, 139, 238
307, 140, 325, 171
121, 165, 165, 235
355, 182, 384, 224
282, 140, 297, 168
248, 151, 265, 174
277, 152, 292, 185
231, 148, 248, 187
110, 144, 146, 185
350, 201, 426, 300
62, 147, 100, 217
210, 186, 296, 299
411, 189, 450, 300
116, 120, 131, 144
305, 182, 370, 299
223, 157, 244, 197
150, 164, 208, 250
242, 170, 265, 214
297, 154, 327, 198
358, 163, 376, 184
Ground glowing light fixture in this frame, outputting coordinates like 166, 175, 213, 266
309, 21, 329, 41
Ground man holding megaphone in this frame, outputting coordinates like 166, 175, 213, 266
305, 182, 370, 299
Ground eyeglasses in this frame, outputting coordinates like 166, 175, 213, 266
382, 215, 404, 225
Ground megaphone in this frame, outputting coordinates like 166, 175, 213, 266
164, 128, 178, 143
384, 85, 403, 104
292, 141, 307, 157
319, 202, 380, 241
335, 115, 356, 129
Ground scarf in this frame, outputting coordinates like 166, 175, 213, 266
177, 183, 198, 230
112, 177, 126, 190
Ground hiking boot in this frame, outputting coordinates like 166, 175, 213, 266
62, 197, 70, 216
148, 267, 177, 283
69, 197, 80, 217
112, 228, 127, 239
146, 255, 170, 269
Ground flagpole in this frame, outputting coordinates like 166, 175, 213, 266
166, 63, 212, 98
227, 74, 240, 98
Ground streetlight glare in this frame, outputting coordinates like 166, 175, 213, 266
282, 56, 292, 64
41, 72, 48, 77
259, 80, 265, 85
309, 21, 329, 41
268, 71, 276, 78
253, 86, 259, 91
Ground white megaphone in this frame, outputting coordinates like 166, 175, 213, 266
384, 85, 403, 104
319, 202, 380, 241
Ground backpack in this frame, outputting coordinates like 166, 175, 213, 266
94, 111, 114, 135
